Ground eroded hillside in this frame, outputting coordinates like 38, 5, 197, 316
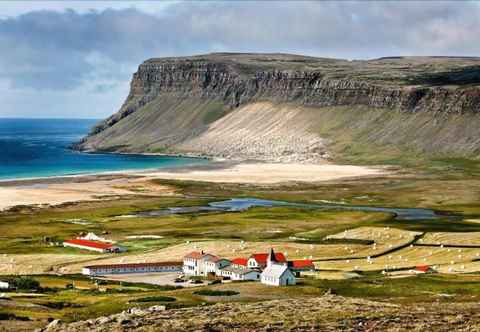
75, 53, 480, 162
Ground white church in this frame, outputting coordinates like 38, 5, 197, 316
260, 248, 296, 286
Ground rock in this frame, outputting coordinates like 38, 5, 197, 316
96, 316, 112, 324
148, 305, 167, 312
43, 319, 62, 331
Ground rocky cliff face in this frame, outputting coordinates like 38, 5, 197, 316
76, 53, 480, 161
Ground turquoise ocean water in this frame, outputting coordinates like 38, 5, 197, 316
0, 118, 206, 180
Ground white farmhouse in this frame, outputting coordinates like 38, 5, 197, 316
204, 256, 231, 275
247, 251, 286, 269
0, 281, 9, 289
183, 251, 229, 276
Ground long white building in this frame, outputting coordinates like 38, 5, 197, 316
82, 261, 182, 276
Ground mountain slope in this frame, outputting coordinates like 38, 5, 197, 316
76, 53, 480, 162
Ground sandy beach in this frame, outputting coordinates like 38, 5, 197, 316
142, 162, 384, 184
0, 161, 385, 211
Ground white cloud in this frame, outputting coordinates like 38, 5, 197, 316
0, 1, 479, 118
0, 1, 175, 18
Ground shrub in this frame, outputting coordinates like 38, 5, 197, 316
133, 296, 176, 303
193, 290, 239, 296
13, 277, 40, 291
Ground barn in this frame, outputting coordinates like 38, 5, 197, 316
63, 239, 125, 253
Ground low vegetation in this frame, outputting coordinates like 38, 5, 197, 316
132, 295, 176, 303
4, 158, 480, 330
193, 290, 239, 297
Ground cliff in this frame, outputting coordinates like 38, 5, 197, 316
76, 53, 480, 162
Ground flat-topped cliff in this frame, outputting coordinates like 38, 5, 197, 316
76, 53, 480, 162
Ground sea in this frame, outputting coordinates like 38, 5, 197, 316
0, 118, 207, 180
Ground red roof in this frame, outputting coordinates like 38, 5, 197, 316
85, 261, 182, 269
231, 258, 248, 266
250, 253, 286, 264
184, 251, 205, 259
415, 265, 431, 272
64, 239, 113, 250
290, 260, 315, 268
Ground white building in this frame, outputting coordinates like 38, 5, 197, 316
247, 251, 287, 269
183, 251, 229, 276
0, 281, 9, 289
218, 266, 261, 281
63, 239, 125, 253
204, 256, 231, 275
79, 232, 111, 243
82, 261, 182, 276
260, 248, 296, 286
230, 258, 249, 269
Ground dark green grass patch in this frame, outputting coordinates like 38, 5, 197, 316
193, 290, 239, 296
132, 296, 176, 303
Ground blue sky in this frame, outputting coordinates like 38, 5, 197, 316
0, 1, 479, 119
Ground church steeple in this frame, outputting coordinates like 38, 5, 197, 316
267, 248, 277, 267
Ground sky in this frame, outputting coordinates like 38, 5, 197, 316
0, 1, 479, 119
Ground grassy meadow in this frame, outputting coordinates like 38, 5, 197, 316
4, 155, 480, 329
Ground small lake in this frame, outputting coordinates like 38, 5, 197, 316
132, 197, 448, 222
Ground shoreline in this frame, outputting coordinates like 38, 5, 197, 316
0, 158, 387, 211
0, 153, 212, 185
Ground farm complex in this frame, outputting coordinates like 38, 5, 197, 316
82, 248, 313, 287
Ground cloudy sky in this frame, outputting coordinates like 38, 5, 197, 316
0, 1, 479, 119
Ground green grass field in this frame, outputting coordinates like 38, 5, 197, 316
4, 158, 480, 330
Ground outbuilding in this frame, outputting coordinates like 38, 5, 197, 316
288, 259, 315, 276
218, 266, 261, 281
63, 239, 125, 253
0, 281, 9, 289
413, 265, 436, 274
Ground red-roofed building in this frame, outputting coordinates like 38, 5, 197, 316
414, 265, 435, 274
231, 258, 249, 269
82, 261, 182, 276
63, 239, 125, 253
288, 260, 315, 274
247, 251, 287, 269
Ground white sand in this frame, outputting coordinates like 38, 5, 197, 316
0, 178, 176, 210
143, 162, 384, 184
0, 162, 384, 211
